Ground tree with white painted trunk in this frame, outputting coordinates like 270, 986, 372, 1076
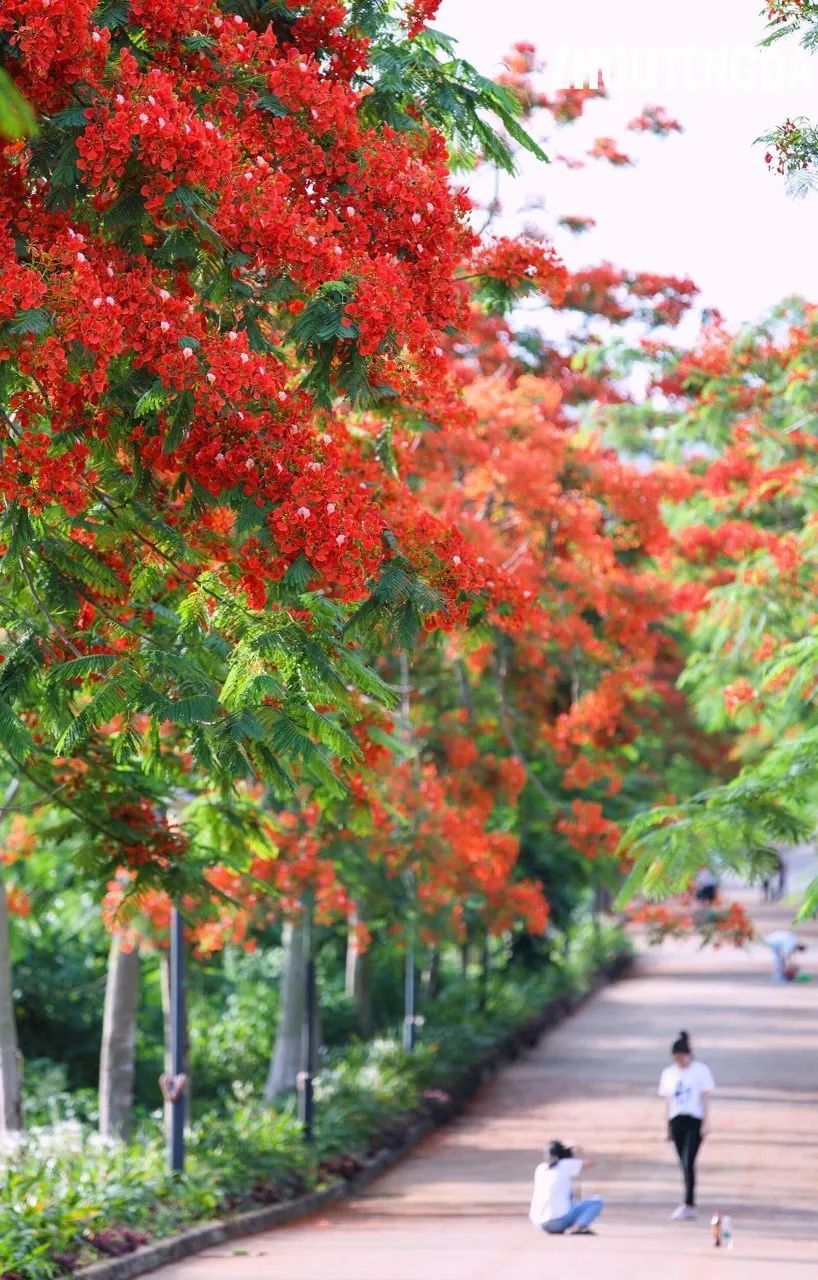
345, 909, 372, 1038
264, 918, 307, 1102
99, 935, 141, 1141
0, 870, 22, 1134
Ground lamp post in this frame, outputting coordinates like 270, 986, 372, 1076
161, 791, 193, 1174
479, 933, 490, 1013
403, 872, 416, 1053
167, 903, 186, 1172
398, 651, 418, 1053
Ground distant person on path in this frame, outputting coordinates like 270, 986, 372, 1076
761, 853, 786, 903
693, 867, 719, 905
776, 855, 788, 901
766, 929, 805, 982
658, 1031, 714, 1220
529, 1140, 604, 1236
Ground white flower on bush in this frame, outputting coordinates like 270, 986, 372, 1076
352, 1064, 384, 1091
366, 1036, 402, 1062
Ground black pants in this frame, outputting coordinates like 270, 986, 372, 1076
670, 1115, 702, 1206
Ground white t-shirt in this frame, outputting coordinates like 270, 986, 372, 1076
694, 868, 718, 891
766, 930, 799, 955
658, 1060, 715, 1120
529, 1157, 583, 1225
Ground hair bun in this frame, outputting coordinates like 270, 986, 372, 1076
671, 1030, 692, 1055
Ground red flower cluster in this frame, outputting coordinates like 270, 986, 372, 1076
405, 0, 442, 38
548, 84, 607, 125
556, 800, 621, 860
630, 896, 755, 950
561, 265, 698, 327
0, 0, 483, 618
628, 105, 683, 136
588, 136, 633, 166
558, 215, 596, 235
723, 679, 758, 716
0, 816, 35, 865
766, 0, 811, 21
250, 807, 356, 926
104, 801, 188, 872
471, 236, 568, 303
5, 885, 32, 918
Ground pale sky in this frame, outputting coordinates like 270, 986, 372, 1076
439, 0, 818, 329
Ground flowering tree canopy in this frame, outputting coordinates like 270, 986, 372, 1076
0, 0, 551, 892
606, 303, 818, 916
0, 8, 747, 949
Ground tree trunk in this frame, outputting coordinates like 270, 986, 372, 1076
421, 945, 440, 1002
0, 872, 22, 1134
99, 936, 140, 1141
345, 911, 372, 1038
264, 918, 307, 1101
479, 934, 490, 1011
594, 885, 613, 915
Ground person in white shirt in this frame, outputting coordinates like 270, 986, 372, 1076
658, 1031, 715, 1220
765, 929, 805, 982
529, 1140, 604, 1236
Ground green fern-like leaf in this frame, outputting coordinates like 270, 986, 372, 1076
0, 69, 37, 140
56, 679, 132, 753
42, 537, 124, 597
6, 308, 52, 336
0, 696, 34, 759
48, 654, 120, 683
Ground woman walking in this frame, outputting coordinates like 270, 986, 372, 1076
529, 1140, 604, 1236
658, 1031, 715, 1220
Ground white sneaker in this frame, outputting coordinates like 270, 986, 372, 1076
670, 1205, 697, 1220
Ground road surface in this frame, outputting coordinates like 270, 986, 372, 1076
156, 871, 818, 1280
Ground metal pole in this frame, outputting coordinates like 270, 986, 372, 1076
479, 934, 489, 1012
403, 933, 416, 1052
169, 904, 185, 1173
298, 919, 317, 1141
399, 650, 417, 1054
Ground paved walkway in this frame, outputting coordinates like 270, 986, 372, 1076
158, 875, 818, 1280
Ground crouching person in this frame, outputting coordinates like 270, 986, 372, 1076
529, 1140, 604, 1236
